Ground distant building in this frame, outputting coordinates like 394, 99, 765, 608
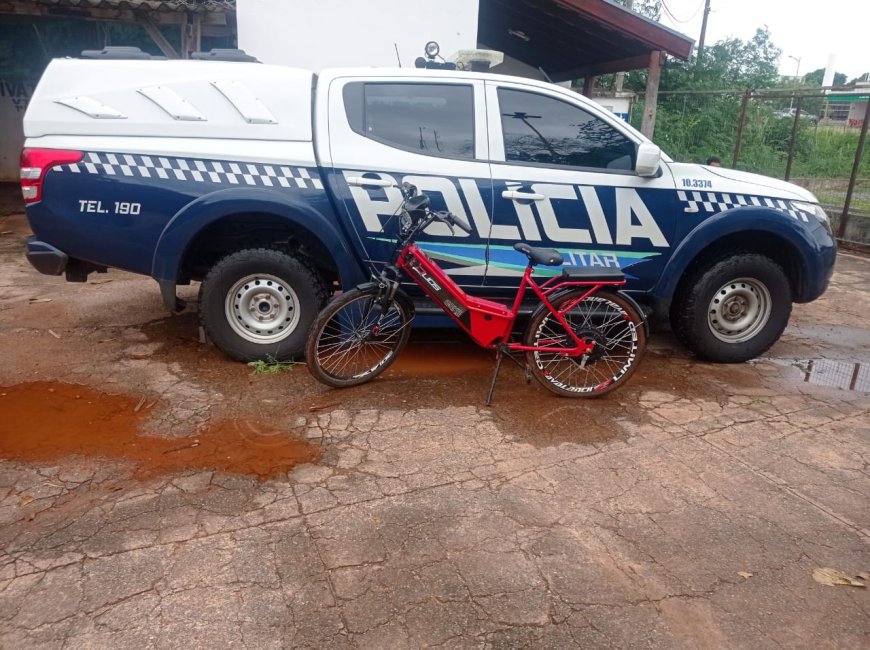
826, 82, 869, 128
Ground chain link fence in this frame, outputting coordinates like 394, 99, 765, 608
630, 87, 870, 248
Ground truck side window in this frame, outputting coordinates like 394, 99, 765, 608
497, 88, 635, 171
343, 82, 475, 159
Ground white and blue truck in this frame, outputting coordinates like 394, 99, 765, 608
21, 53, 836, 363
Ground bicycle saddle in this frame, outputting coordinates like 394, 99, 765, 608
514, 242, 563, 266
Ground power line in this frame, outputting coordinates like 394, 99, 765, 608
661, 0, 705, 24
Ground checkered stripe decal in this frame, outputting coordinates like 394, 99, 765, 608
677, 190, 810, 222
62, 152, 324, 190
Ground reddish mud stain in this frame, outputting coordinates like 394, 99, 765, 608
392, 337, 493, 375
0, 382, 319, 480
327, 331, 627, 444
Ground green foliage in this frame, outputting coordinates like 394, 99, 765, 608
613, 0, 663, 20
248, 356, 299, 376
623, 27, 869, 181
802, 68, 848, 87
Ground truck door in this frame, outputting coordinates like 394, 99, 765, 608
324, 76, 493, 289
483, 80, 679, 295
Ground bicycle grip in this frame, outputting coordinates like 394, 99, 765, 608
450, 212, 472, 234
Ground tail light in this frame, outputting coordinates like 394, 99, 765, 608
20, 148, 84, 204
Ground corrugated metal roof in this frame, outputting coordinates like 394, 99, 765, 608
25, 0, 235, 12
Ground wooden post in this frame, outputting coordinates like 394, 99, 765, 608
784, 95, 802, 181
181, 12, 202, 58
731, 89, 752, 168
193, 13, 202, 54
137, 13, 179, 59
640, 50, 662, 139
582, 75, 595, 97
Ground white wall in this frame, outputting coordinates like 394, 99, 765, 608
237, 0, 479, 71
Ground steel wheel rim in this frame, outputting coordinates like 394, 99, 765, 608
532, 296, 639, 393
315, 295, 409, 380
225, 273, 300, 344
707, 277, 771, 343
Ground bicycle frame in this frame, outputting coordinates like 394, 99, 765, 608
396, 242, 627, 356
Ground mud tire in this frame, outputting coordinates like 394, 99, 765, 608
671, 253, 791, 363
199, 248, 328, 362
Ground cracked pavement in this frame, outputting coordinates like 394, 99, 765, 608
1, 207, 869, 648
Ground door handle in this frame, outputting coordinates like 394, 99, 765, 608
347, 176, 392, 188
502, 190, 545, 201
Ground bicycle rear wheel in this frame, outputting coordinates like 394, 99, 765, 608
306, 287, 413, 388
524, 290, 646, 397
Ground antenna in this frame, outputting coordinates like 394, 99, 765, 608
394, 42, 402, 67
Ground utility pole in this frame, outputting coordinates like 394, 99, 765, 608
697, 0, 712, 60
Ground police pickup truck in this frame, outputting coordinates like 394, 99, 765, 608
21, 52, 836, 364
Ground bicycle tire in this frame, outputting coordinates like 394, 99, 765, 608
523, 290, 646, 397
306, 287, 413, 388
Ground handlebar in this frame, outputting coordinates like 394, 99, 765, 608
444, 211, 472, 234
397, 183, 472, 235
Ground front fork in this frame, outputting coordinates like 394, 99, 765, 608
364, 269, 402, 338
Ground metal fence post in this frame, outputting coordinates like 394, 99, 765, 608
837, 98, 870, 239
732, 89, 752, 168
784, 95, 802, 181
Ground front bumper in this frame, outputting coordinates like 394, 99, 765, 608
26, 237, 68, 276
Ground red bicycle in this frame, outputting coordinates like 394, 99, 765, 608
306, 184, 647, 403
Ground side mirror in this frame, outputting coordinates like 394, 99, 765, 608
635, 142, 662, 177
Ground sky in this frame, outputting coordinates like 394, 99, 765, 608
656, 0, 870, 82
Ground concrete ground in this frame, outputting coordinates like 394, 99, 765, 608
1, 205, 868, 648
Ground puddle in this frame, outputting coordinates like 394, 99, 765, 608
760, 358, 870, 392
0, 382, 320, 479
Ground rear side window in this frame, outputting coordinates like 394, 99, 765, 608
497, 88, 636, 170
343, 82, 475, 159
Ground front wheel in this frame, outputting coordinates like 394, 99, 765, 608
306, 287, 413, 388
670, 253, 791, 363
524, 290, 646, 397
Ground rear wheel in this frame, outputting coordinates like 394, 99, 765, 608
306, 288, 413, 388
199, 248, 328, 362
524, 291, 646, 397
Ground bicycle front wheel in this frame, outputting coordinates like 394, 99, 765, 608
306, 288, 413, 388
524, 290, 646, 397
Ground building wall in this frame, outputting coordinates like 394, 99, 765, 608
237, 0, 479, 70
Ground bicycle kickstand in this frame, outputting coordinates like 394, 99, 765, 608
485, 347, 505, 406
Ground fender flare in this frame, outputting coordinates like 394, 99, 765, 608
151, 187, 367, 288
650, 206, 824, 310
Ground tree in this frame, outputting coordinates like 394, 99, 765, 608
622, 27, 782, 93
614, 0, 663, 21
803, 68, 848, 87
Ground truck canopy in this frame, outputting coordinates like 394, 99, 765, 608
24, 59, 314, 142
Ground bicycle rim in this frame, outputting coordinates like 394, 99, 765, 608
309, 291, 411, 386
527, 293, 644, 396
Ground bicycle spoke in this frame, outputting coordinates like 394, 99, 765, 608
313, 292, 411, 382
530, 294, 641, 394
